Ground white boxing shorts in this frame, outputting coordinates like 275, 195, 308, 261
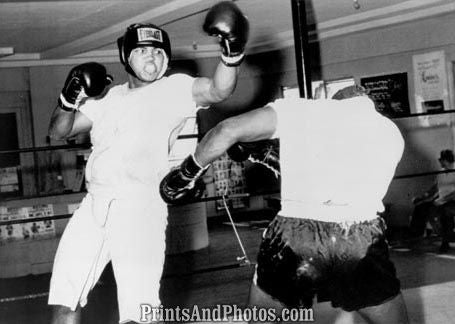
48, 193, 168, 323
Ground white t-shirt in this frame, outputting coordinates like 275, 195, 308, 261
269, 96, 404, 222
79, 73, 198, 199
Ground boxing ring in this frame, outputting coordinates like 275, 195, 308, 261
2, 3, 455, 324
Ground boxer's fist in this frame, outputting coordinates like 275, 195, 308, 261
160, 154, 209, 205
203, 1, 249, 66
227, 140, 280, 178
58, 62, 113, 111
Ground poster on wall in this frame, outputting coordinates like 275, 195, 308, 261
360, 72, 410, 118
22, 204, 56, 240
0, 166, 20, 193
412, 50, 449, 113
0, 207, 27, 243
212, 153, 247, 211
0, 204, 55, 244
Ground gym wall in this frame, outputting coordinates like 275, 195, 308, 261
2, 11, 455, 226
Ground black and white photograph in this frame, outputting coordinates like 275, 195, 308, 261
1, 1, 455, 323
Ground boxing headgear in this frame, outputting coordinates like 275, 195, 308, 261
117, 23, 172, 78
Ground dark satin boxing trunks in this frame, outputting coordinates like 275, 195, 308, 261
256, 215, 401, 311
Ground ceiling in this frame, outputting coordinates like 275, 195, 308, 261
0, 0, 454, 67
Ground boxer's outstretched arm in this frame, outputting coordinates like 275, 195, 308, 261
192, 1, 248, 107
194, 105, 277, 166
160, 106, 276, 205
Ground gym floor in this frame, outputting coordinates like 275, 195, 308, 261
1, 214, 455, 324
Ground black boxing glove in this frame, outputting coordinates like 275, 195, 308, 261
203, 1, 249, 67
226, 142, 251, 162
227, 140, 280, 178
58, 62, 113, 112
160, 154, 209, 205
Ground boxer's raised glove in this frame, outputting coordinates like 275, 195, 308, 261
203, 1, 249, 67
160, 154, 209, 205
227, 140, 280, 178
58, 62, 113, 112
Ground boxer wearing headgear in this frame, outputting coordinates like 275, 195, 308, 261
117, 23, 171, 80
160, 87, 409, 323
47, 2, 249, 323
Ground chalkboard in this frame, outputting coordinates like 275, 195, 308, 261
360, 72, 410, 118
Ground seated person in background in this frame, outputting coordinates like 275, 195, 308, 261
409, 149, 455, 252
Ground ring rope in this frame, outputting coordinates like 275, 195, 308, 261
0, 292, 49, 303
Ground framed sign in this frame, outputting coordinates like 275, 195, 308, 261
360, 72, 410, 118
412, 50, 449, 113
